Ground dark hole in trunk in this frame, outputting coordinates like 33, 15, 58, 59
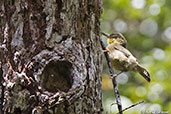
40, 60, 73, 93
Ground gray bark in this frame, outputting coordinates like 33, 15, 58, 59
0, 0, 103, 114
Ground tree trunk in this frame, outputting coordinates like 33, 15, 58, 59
0, 0, 103, 114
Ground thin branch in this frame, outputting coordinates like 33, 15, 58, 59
117, 101, 144, 114
98, 35, 123, 114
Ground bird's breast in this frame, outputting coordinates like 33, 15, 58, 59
108, 50, 127, 60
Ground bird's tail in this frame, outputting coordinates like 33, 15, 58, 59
137, 65, 151, 82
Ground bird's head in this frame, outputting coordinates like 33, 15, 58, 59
101, 32, 127, 48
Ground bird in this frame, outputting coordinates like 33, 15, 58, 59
101, 32, 151, 82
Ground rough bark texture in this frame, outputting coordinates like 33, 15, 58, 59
0, 0, 103, 114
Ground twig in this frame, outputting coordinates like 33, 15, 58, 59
98, 35, 123, 114
117, 100, 144, 114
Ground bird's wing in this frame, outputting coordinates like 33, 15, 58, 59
113, 45, 140, 64
113, 45, 132, 57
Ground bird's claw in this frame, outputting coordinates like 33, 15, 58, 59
110, 74, 118, 79
110, 72, 123, 79
103, 49, 109, 53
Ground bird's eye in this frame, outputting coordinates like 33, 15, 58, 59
110, 35, 118, 39
113, 36, 118, 39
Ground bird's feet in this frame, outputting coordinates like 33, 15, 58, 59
103, 49, 109, 53
110, 74, 118, 79
110, 72, 123, 79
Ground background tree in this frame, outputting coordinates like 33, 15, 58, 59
0, 0, 103, 114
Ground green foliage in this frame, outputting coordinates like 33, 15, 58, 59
101, 0, 171, 113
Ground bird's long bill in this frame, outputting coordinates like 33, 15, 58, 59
101, 32, 110, 38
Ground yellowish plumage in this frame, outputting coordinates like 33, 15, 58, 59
102, 32, 150, 82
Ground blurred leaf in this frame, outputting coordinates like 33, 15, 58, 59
102, 0, 171, 113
